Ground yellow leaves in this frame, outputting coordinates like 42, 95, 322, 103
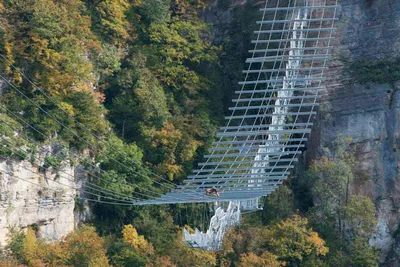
269, 215, 329, 262
221, 215, 329, 266
59, 102, 75, 117
180, 138, 202, 162
307, 232, 329, 256
63, 225, 110, 267
149, 16, 219, 93
344, 195, 377, 237
95, 0, 131, 42
238, 252, 284, 267
3, 0, 97, 97
122, 224, 154, 256
147, 256, 177, 267
22, 228, 40, 266
172, 0, 207, 14
158, 162, 182, 180
144, 121, 184, 180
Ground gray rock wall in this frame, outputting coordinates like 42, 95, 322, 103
314, 0, 400, 264
204, 0, 400, 265
0, 145, 88, 246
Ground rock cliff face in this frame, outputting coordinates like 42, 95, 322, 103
313, 0, 400, 265
0, 0, 399, 264
0, 145, 86, 246
204, 0, 400, 265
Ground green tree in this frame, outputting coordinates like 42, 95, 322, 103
134, 0, 171, 25
349, 237, 379, 267
260, 185, 294, 224
344, 195, 377, 238
307, 156, 353, 238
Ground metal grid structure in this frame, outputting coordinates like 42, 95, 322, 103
135, 0, 339, 207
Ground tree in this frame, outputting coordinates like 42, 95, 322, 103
63, 225, 110, 267
105, 236, 148, 267
260, 185, 294, 224
90, 0, 131, 44
122, 224, 154, 256
238, 252, 283, 267
22, 227, 41, 266
142, 121, 183, 180
344, 195, 377, 238
149, 17, 219, 95
349, 237, 379, 267
133, 0, 171, 25
268, 215, 329, 266
307, 156, 354, 238
1, 0, 109, 150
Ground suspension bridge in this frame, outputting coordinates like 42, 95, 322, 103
139, 0, 339, 250
0, 0, 339, 252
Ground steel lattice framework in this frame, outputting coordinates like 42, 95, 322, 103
136, 0, 338, 207
136, 0, 339, 251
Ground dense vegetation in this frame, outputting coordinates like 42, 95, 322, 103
0, 0, 380, 266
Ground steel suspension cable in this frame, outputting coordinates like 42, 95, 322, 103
0, 53, 179, 189
0, 118, 147, 202
0, 153, 138, 204
0, 104, 173, 200
0, 73, 176, 192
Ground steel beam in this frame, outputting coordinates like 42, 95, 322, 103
216, 129, 310, 137
225, 112, 316, 119
204, 151, 302, 159
256, 18, 338, 24
220, 123, 313, 130
188, 172, 290, 179
232, 96, 320, 102
198, 158, 298, 166
234, 87, 322, 94
249, 47, 333, 53
192, 165, 294, 173
238, 77, 324, 85
212, 138, 307, 145
251, 37, 334, 44
183, 177, 283, 183
242, 67, 327, 74
179, 182, 282, 189
228, 103, 319, 111
254, 28, 336, 34
209, 145, 304, 152
260, 5, 340, 11
246, 56, 330, 63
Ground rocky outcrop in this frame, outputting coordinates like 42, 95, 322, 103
0, 145, 86, 246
